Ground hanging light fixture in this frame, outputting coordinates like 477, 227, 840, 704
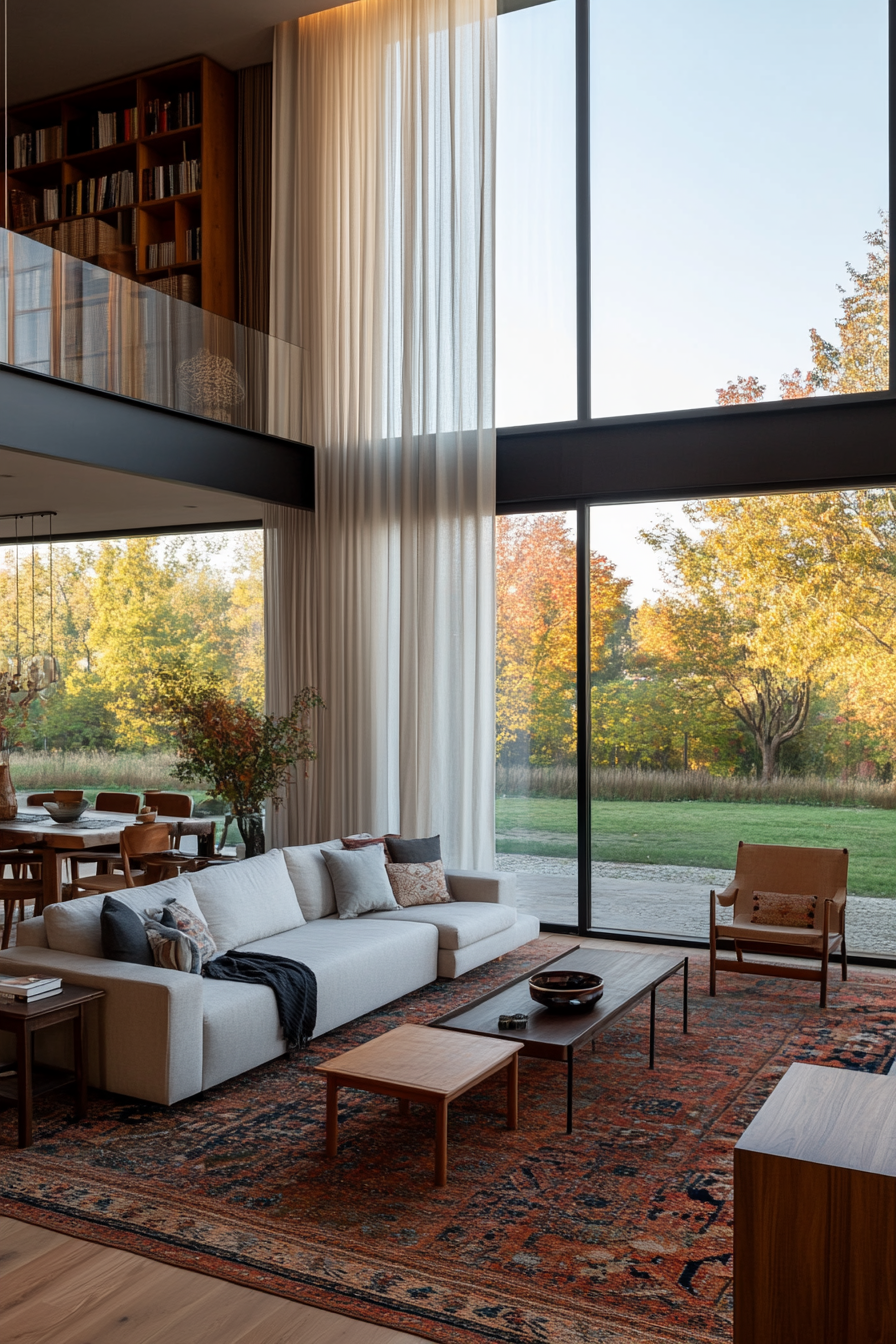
1, 510, 60, 714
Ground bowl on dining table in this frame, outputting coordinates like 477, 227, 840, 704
529, 969, 604, 1011
43, 799, 91, 824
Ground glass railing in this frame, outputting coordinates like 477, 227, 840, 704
0, 228, 305, 439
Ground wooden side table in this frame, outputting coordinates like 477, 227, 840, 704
0, 984, 105, 1147
735, 1061, 896, 1343
315, 1023, 524, 1186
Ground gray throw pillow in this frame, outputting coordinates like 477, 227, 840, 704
384, 834, 442, 864
323, 845, 401, 919
100, 895, 154, 966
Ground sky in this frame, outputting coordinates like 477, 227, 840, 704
496, 0, 889, 427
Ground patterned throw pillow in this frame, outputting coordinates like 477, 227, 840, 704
147, 898, 217, 965
340, 835, 399, 862
143, 919, 202, 974
386, 859, 451, 908
751, 890, 818, 929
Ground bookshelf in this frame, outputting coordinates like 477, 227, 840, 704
5, 56, 236, 320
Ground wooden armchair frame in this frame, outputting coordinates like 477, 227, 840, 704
710, 841, 849, 1009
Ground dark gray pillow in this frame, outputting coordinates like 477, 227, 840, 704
385, 834, 442, 864
100, 894, 154, 965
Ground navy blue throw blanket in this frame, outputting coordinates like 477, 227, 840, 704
203, 952, 317, 1049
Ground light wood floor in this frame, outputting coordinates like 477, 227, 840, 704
3, 934, 891, 1340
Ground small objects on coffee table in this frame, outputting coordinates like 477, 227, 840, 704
528, 969, 604, 1010
315, 1023, 523, 1186
498, 1012, 530, 1030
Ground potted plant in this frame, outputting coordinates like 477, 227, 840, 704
152, 662, 324, 857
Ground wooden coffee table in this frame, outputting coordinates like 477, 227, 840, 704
314, 1023, 524, 1186
430, 947, 688, 1133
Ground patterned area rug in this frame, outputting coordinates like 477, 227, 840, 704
1, 938, 895, 1344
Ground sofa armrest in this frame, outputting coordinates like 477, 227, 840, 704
445, 870, 517, 906
0, 946, 204, 1105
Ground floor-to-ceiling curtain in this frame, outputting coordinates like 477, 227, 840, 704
268, 0, 496, 868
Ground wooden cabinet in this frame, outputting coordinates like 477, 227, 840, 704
5, 56, 235, 319
735, 1061, 896, 1344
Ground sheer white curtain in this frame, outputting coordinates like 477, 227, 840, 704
268, 0, 496, 867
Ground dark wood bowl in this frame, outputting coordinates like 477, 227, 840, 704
529, 970, 604, 1011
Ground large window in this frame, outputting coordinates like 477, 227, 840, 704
590, 0, 888, 419
496, 0, 577, 427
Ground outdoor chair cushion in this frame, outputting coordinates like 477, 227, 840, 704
187, 848, 304, 953
750, 890, 817, 928
364, 900, 517, 950
44, 875, 202, 959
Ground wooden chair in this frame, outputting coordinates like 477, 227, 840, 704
710, 842, 849, 1009
25, 792, 56, 805
0, 831, 45, 949
95, 792, 141, 815
67, 823, 172, 897
143, 791, 193, 850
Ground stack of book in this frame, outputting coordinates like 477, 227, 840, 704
184, 225, 201, 261
144, 91, 200, 135
147, 274, 199, 305
67, 108, 138, 154
10, 125, 62, 167
66, 169, 135, 216
146, 240, 176, 269
9, 187, 39, 229
141, 157, 201, 201
43, 186, 60, 221
0, 975, 62, 1004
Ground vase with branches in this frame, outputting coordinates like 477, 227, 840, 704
151, 661, 324, 857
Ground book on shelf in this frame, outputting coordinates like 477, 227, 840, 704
146, 240, 176, 269
144, 91, 200, 136
43, 186, 59, 221
141, 155, 201, 202
67, 107, 139, 154
65, 170, 135, 217
0, 974, 63, 1002
184, 226, 201, 261
9, 186, 39, 229
9, 125, 62, 167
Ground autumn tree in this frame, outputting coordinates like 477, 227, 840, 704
640, 500, 838, 780
496, 514, 629, 766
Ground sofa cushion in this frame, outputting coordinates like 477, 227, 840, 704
386, 859, 451, 908
365, 900, 517, 950
282, 840, 344, 921
187, 849, 304, 953
385, 834, 441, 864
144, 918, 202, 974
100, 895, 154, 966
149, 899, 217, 965
324, 846, 400, 918
43, 875, 202, 959
231, 916, 439, 1040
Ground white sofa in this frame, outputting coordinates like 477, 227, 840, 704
0, 841, 539, 1106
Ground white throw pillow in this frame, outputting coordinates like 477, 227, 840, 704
282, 839, 347, 921
44, 875, 202, 959
187, 848, 304, 953
322, 846, 401, 919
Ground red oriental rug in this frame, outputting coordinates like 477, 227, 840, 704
1, 938, 895, 1344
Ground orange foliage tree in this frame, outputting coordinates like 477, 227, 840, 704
496, 514, 629, 765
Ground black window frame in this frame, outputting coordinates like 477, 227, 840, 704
495, 0, 896, 962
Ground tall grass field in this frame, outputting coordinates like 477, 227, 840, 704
8, 751, 208, 794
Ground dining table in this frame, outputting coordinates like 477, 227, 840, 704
0, 808, 218, 911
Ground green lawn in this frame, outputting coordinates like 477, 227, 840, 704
495, 797, 896, 897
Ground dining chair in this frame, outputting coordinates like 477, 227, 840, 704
25, 793, 56, 805
95, 792, 141, 814
142, 791, 194, 850
67, 823, 172, 897
0, 830, 45, 949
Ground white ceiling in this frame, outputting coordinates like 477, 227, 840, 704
0, 443, 261, 541
6, 0, 347, 105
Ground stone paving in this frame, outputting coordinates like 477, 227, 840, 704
495, 853, 896, 955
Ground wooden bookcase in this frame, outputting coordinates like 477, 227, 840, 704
5, 56, 236, 320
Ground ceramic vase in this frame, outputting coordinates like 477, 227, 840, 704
236, 812, 265, 858
0, 762, 17, 820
